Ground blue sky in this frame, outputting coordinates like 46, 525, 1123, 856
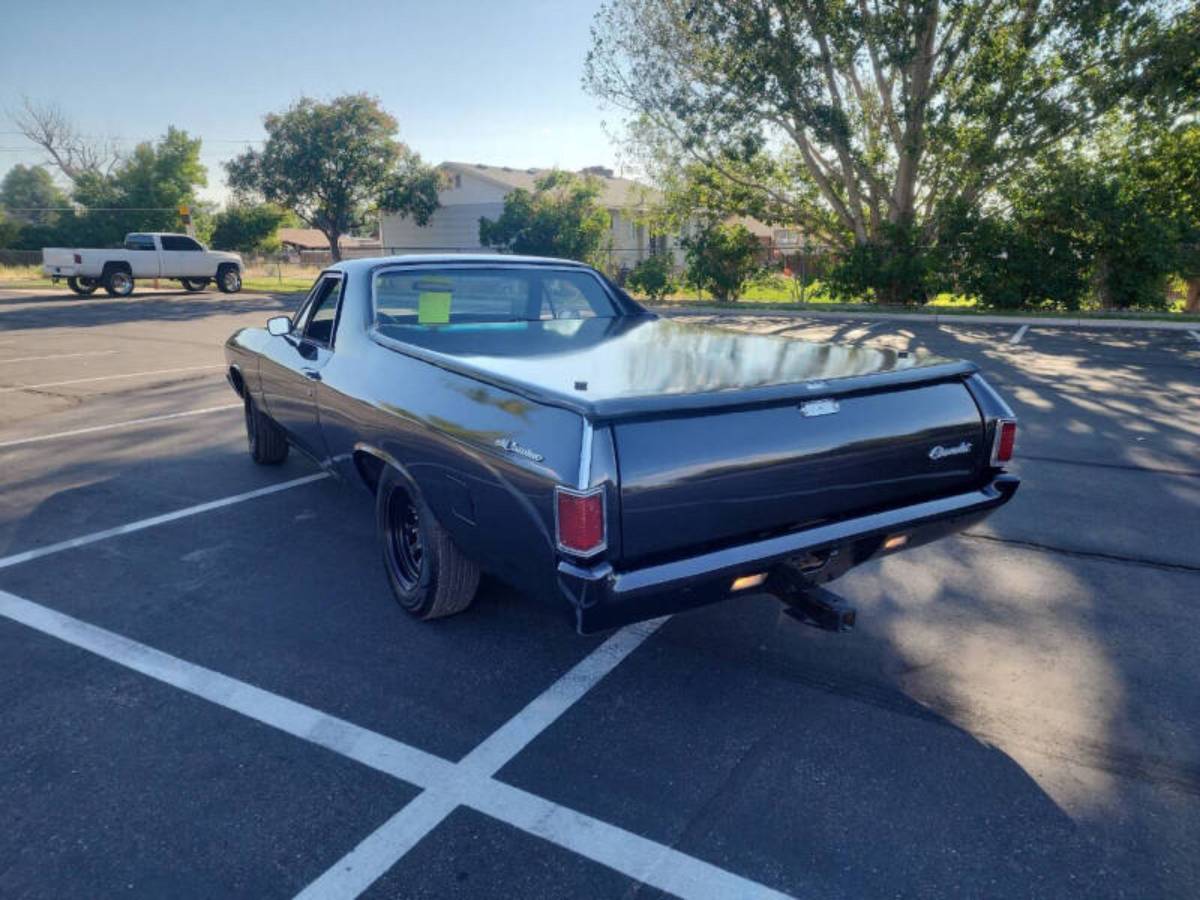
0, 0, 619, 203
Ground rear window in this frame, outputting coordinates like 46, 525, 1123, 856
125, 234, 156, 251
373, 267, 616, 328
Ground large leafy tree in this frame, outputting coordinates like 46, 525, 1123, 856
70, 126, 206, 246
0, 164, 69, 226
1130, 124, 1200, 311
210, 202, 292, 253
226, 94, 440, 260
586, 0, 1199, 301
478, 170, 612, 264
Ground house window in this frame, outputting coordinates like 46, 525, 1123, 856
649, 234, 669, 255
453, 174, 462, 189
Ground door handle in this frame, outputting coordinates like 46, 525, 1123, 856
303, 370, 322, 381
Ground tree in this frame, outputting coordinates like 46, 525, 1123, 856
8, 97, 119, 183
210, 203, 291, 253
586, 0, 1200, 302
0, 164, 68, 225
682, 222, 761, 301
478, 170, 612, 264
0, 211, 21, 248
1129, 125, 1200, 312
226, 94, 440, 261
69, 126, 206, 246
626, 253, 678, 300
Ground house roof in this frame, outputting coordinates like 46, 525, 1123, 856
442, 162, 658, 209
278, 228, 382, 250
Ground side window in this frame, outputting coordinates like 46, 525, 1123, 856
540, 275, 603, 319
124, 234, 156, 251
302, 276, 342, 346
161, 235, 202, 251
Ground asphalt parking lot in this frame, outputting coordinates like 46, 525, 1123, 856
1, 287, 1198, 899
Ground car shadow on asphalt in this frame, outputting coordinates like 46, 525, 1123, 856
0, 291, 302, 333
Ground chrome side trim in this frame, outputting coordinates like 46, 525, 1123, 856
577, 418, 594, 489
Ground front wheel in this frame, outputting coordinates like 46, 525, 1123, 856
243, 394, 288, 464
181, 278, 209, 292
103, 269, 134, 297
67, 276, 99, 295
376, 467, 480, 621
217, 265, 242, 294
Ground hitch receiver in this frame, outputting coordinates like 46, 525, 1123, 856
780, 584, 857, 633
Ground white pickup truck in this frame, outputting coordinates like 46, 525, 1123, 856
43, 232, 243, 297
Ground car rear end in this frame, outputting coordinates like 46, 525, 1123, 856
554, 371, 1018, 633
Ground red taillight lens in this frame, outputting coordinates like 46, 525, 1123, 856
993, 419, 1017, 464
555, 486, 606, 556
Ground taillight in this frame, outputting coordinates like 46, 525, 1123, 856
73, 253, 82, 264
555, 485, 606, 557
991, 419, 1017, 465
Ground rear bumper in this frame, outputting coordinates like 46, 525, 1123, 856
557, 474, 1019, 634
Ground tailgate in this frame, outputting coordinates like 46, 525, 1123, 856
614, 380, 986, 564
42, 248, 76, 271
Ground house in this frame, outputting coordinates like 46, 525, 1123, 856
379, 162, 681, 271
277, 228, 382, 262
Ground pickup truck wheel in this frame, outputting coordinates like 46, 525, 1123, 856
216, 265, 242, 294
67, 277, 98, 295
243, 395, 289, 464
181, 278, 209, 292
377, 468, 480, 621
103, 269, 134, 297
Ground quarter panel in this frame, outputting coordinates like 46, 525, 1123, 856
317, 340, 583, 600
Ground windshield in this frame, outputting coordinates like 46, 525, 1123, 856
373, 266, 618, 328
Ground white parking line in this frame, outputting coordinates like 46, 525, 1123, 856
0, 404, 241, 450
0, 350, 121, 364
1189, 329, 1200, 344
0, 470, 787, 897
301, 617, 668, 898
1008, 325, 1029, 344
0, 364, 222, 394
0, 589, 788, 899
0, 473, 328, 571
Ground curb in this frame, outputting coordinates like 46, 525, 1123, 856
649, 305, 1200, 332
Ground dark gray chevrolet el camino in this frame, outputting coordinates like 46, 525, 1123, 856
225, 255, 1018, 633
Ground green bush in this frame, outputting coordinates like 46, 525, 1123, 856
625, 253, 677, 300
682, 223, 761, 301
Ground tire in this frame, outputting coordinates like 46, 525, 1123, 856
67, 276, 98, 295
103, 267, 134, 297
376, 466, 480, 621
243, 394, 289, 464
216, 264, 242, 294
181, 278, 209, 292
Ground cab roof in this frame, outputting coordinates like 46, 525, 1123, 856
327, 254, 595, 275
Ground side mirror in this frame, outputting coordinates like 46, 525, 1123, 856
267, 316, 291, 336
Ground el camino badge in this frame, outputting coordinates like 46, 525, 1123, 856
929, 441, 972, 460
494, 437, 544, 462
800, 398, 840, 417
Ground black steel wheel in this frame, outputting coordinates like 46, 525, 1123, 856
386, 488, 425, 593
375, 466, 480, 620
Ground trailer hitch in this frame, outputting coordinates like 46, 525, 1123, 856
770, 570, 857, 633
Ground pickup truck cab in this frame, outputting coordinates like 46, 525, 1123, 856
225, 255, 1019, 634
43, 232, 243, 297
